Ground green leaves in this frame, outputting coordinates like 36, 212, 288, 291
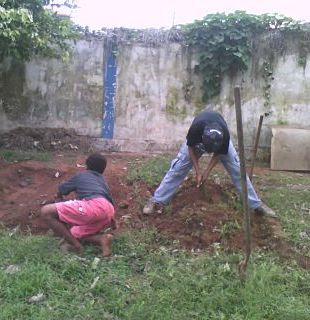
0, 1, 78, 61
182, 11, 302, 102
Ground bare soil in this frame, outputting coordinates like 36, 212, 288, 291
0, 128, 309, 269
0, 127, 93, 152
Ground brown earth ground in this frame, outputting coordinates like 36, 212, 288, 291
0, 128, 309, 269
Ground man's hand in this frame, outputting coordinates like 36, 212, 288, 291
201, 171, 210, 185
196, 172, 203, 188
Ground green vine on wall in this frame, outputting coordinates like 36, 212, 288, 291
181, 11, 307, 102
261, 61, 274, 109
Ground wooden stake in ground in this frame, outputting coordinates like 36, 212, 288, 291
234, 87, 252, 275
249, 115, 264, 181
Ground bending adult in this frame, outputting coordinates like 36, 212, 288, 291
143, 110, 277, 218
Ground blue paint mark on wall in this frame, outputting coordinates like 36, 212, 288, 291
102, 41, 117, 139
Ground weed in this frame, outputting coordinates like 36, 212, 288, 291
218, 220, 241, 238
179, 207, 203, 227
0, 149, 51, 162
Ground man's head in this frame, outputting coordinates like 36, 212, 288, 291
202, 123, 224, 153
86, 153, 107, 174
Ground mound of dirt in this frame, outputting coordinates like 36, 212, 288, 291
0, 153, 309, 269
0, 127, 94, 152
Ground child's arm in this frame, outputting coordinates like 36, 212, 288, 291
58, 175, 78, 197
110, 217, 119, 231
54, 191, 64, 202
52, 175, 78, 203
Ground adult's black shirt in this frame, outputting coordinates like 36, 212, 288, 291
186, 111, 230, 154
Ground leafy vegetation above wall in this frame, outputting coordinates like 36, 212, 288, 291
0, 0, 79, 61
181, 11, 310, 102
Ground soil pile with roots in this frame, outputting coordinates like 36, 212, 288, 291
0, 127, 94, 152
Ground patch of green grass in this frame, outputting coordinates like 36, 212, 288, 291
263, 172, 310, 187
127, 155, 172, 187
254, 171, 310, 255
263, 188, 310, 254
0, 149, 51, 162
0, 228, 310, 320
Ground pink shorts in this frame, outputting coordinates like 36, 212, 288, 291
56, 197, 115, 238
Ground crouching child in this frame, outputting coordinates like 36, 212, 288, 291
41, 153, 117, 257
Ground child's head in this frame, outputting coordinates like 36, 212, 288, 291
86, 153, 107, 174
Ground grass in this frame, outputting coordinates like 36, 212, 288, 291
1, 154, 309, 319
126, 155, 172, 187
255, 171, 310, 255
0, 149, 51, 162
0, 228, 310, 320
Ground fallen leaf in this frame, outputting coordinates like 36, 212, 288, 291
9, 225, 20, 237
69, 143, 78, 150
28, 293, 45, 304
91, 257, 100, 269
90, 276, 100, 289
5, 265, 20, 274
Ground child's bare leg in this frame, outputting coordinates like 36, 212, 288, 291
83, 234, 114, 257
41, 204, 82, 252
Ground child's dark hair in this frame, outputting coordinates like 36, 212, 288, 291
86, 153, 107, 174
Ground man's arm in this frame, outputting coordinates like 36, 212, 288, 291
202, 153, 220, 184
188, 146, 202, 188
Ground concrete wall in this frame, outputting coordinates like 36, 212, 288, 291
0, 34, 310, 155
114, 44, 202, 147
0, 39, 104, 136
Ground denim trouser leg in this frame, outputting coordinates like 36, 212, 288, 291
219, 141, 261, 209
153, 140, 262, 209
153, 142, 204, 204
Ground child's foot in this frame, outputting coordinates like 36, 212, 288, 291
100, 234, 114, 257
60, 241, 83, 254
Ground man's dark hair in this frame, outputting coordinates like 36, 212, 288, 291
86, 153, 107, 174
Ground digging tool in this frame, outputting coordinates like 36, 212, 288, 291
249, 115, 264, 181
234, 87, 252, 275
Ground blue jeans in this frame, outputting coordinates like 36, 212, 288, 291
153, 141, 262, 209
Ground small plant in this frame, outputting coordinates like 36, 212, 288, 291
218, 220, 241, 238
179, 207, 204, 228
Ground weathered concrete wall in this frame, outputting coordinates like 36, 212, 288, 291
271, 127, 310, 170
0, 35, 310, 156
216, 52, 310, 157
0, 39, 104, 136
114, 44, 202, 147
112, 38, 310, 156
